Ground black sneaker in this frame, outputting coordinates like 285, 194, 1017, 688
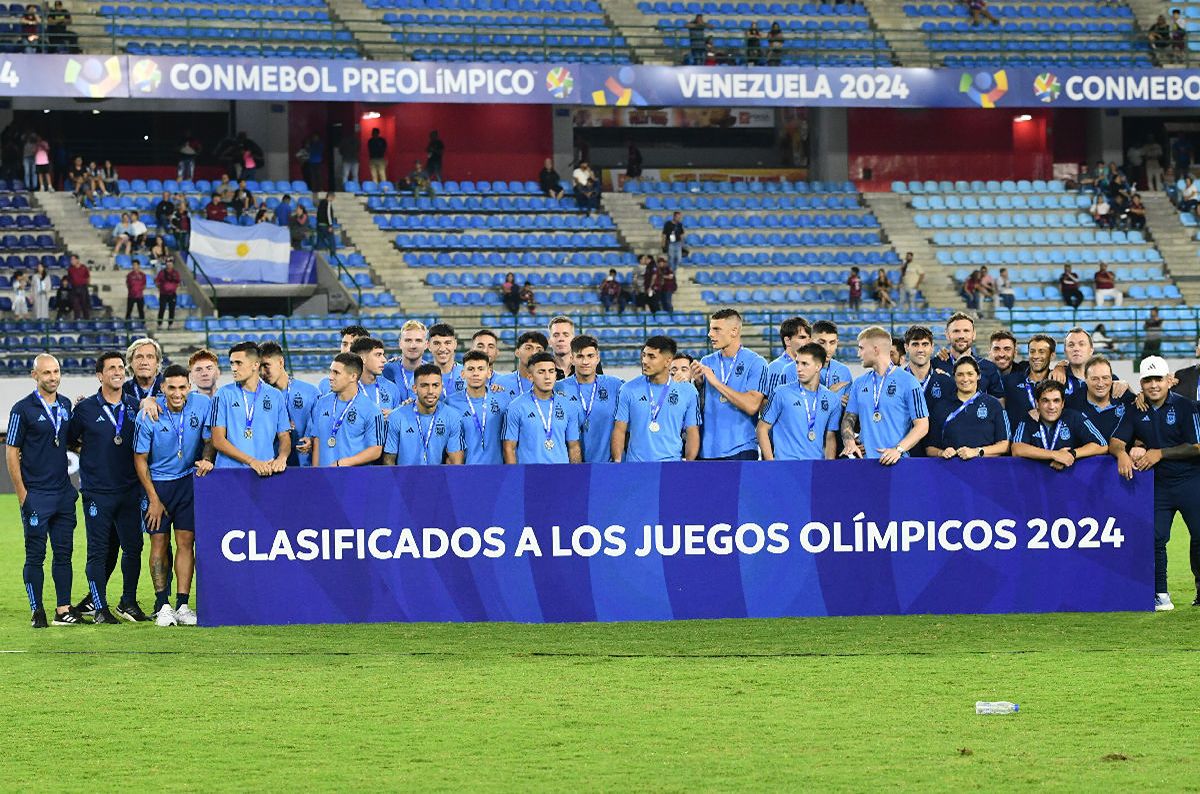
74, 594, 95, 618
1192, 593, 1200, 607
92, 607, 120, 625
51, 607, 85, 626
31, 609, 48, 629
116, 602, 151, 623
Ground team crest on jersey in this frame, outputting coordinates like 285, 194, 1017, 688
293, 394, 304, 409
490, 402, 500, 414
820, 399, 829, 411
735, 363, 745, 376
435, 421, 446, 436
1167, 407, 1177, 426
1116, 405, 1126, 419
555, 406, 565, 419
976, 404, 988, 419
668, 391, 679, 405
1059, 426, 1071, 441
88, 502, 98, 518
931, 383, 943, 398
263, 397, 272, 410
348, 409, 358, 423
190, 415, 200, 428
598, 387, 609, 400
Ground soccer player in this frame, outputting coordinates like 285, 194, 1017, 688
133, 364, 213, 627
890, 337, 906, 367
495, 331, 547, 401
382, 363, 464, 465
811, 320, 852, 392
188, 348, 221, 398
923, 356, 1010, 460
1003, 334, 1056, 427
556, 334, 624, 463
67, 351, 146, 624
259, 341, 320, 466
503, 352, 582, 464
1055, 327, 1128, 410
457, 351, 505, 464
1011, 379, 1107, 470
383, 319, 428, 400
210, 342, 290, 475
350, 337, 402, 417
548, 315, 575, 376
310, 353, 385, 467
6, 354, 81, 627
757, 342, 841, 461
988, 330, 1024, 379
932, 313, 1005, 399
612, 336, 700, 462
319, 324, 370, 394
1079, 355, 1133, 440
903, 326, 955, 458
1111, 355, 1200, 611
842, 326, 929, 464
692, 308, 767, 460
670, 353, 694, 383
765, 316, 811, 399
428, 323, 465, 407
124, 337, 164, 402
471, 328, 501, 368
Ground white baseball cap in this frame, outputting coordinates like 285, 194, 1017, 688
1139, 356, 1170, 379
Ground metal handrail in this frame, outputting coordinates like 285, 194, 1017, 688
182, 248, 219, 310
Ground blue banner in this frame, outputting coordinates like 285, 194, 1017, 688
6, 54, 1200, 107
194, 459, 1152, 626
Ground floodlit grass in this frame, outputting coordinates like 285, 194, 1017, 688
0, 493, 1197, 789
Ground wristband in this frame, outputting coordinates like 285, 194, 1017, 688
1067, 448, 1077, 459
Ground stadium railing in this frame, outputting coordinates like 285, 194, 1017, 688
996, 304, 1200, 358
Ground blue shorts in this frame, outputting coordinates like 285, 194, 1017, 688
147, 476, 195, 535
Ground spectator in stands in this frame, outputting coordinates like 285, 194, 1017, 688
686, 14, 710, 63
47, 1, 75, 52
641, 255, 660, 312
216, 173, 235, 204
519, 281, 537, 315
236, 131, 264, 180
408, 160, 434, 198
21, 4, 41, 52
112, 212, 134, 257
900, 252, 924, 309
66, 156, 87, 201
997, 267, 1015, 310
1090, 191, 1113, 227
125, 259, 146, 321
32, 262, 50, 321
1094, 263, 1122, 307
1059, 264, 1083, 309
746, 22, 763, 65
66, 255, 90, 319
1172, 135, 1192, 178
573, 161, 600, 214
367, 128, 387, 184
1128, 193, 1147, 230
128, 211, 148, 250
662, 210, 685, 270
1143, 307, 1164, 357
22, 133, 37, 190
34, 135, 50, 192
254, 204, 271, 224
976, 265, 997, 317
599, 269, 626, 314
426, 131, 445, 182
873, 267, 895, 309
205, 193, 227, 222
847, 266, 863, 311
1180, 176, 1198, 212
1145, 136, 1165, 191
626, 142, 643, 180
339, 133, 359, 190
1126, 140, 1145, 190
54, 276, 71, 320
274, 194, 293, 228
1172, 8, 1188, 64
316, 192, 336, 254
501, 272, 521, 315
961, 269, 980, 312
85, 160, 107, 198
703, 37, 719, 65
767, 22, 784, 66
154, 191, 174, 236
241, 142, 259, 182
148, 236, 169, 269
12, 271, 29, 319
1150, 14, 1172, 54
177, 131, 200, 180
155, 259, 181, 330
173, 199, 191, 254
539, 158, 564, 199
99, 160, 118, 195
289, 204, 310, 249
232, 179, 255, 218
654, 256, 677, 313
1093, 324, 1116, 353
299, 134, 323, 192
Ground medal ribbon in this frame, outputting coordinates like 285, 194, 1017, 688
242, 383, 261, 437
717, 349, 741, 387
329, 392, 357, 441
413, 406, 437, 464
98, 394, 126, 438
167, 405, 186, 458
533, 396, 556, 446
465, 394, 488, 448
871, 364, 895, 418
942, 391, 980, 431
34, 390, 62, 441
646, 378, 671, 425
1038, 420, 1063, 450
800, 387, 819, 439
577, 379, 599, 424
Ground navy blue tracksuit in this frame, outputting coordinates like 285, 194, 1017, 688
68, 391, 144, 610
7, 391, 77, 610
1113, 393, 1200, 594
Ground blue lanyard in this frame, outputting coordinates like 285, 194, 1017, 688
943, 392, 980, 430
166, 404, 186, 459
576, 379, 599, 423
716, 350, 741, 386
871, 364, 895, 415
413, 406, 437, 463
533, 396, 556, 444
241, 383, 261, 436
646, 378, 671, 424
905, 365, 931, 391
330, 391, 357, 439
34, 390, 62, 441
800, 386, 819, 437
97, 394, 126, 438
464, 393, 488, 449
1038, 420, 1063, 450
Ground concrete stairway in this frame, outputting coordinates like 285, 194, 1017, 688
863, 191, 960, 311
598, 0, 666, 63
333, 192, 427, 314
859, 0, 931, 66
1141, 192, 1200, 303
326, 0, 400, 59
34, 191, 135, 317
601, 191, 709, 313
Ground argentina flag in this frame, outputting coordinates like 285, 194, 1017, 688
189, 218, 292, 283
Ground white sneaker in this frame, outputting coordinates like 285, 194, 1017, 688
174, 604, 197, 626
1154, 593, 1175, 612
155, 604, 177, 626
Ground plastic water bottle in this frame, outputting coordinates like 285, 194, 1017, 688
976, 701, 1019, 715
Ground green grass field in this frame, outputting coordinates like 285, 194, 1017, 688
0, 493, 1198, 789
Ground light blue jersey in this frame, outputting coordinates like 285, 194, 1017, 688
456, 390, 506, 465
210, 381, 289, 468
384, 403, 464, 465
819, 359, 853, 391
493, 370, 533, 403
134, 393, 212, 480
614, 376, 700, 462
699, 347, 768, 459
556, 374, 624, 463
846, 366, 928, 459
308, 388, 386, 466
280, 378, 320, 466
761, 383, 842, 461
765, 353, 799, 399
438, 363, 468, 410
359, 377, 403, 414
317, 376, 331, 395
382, 362, 420, 403
503, 392, 582, 464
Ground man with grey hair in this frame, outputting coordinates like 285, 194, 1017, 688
123, 337, 163, 403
